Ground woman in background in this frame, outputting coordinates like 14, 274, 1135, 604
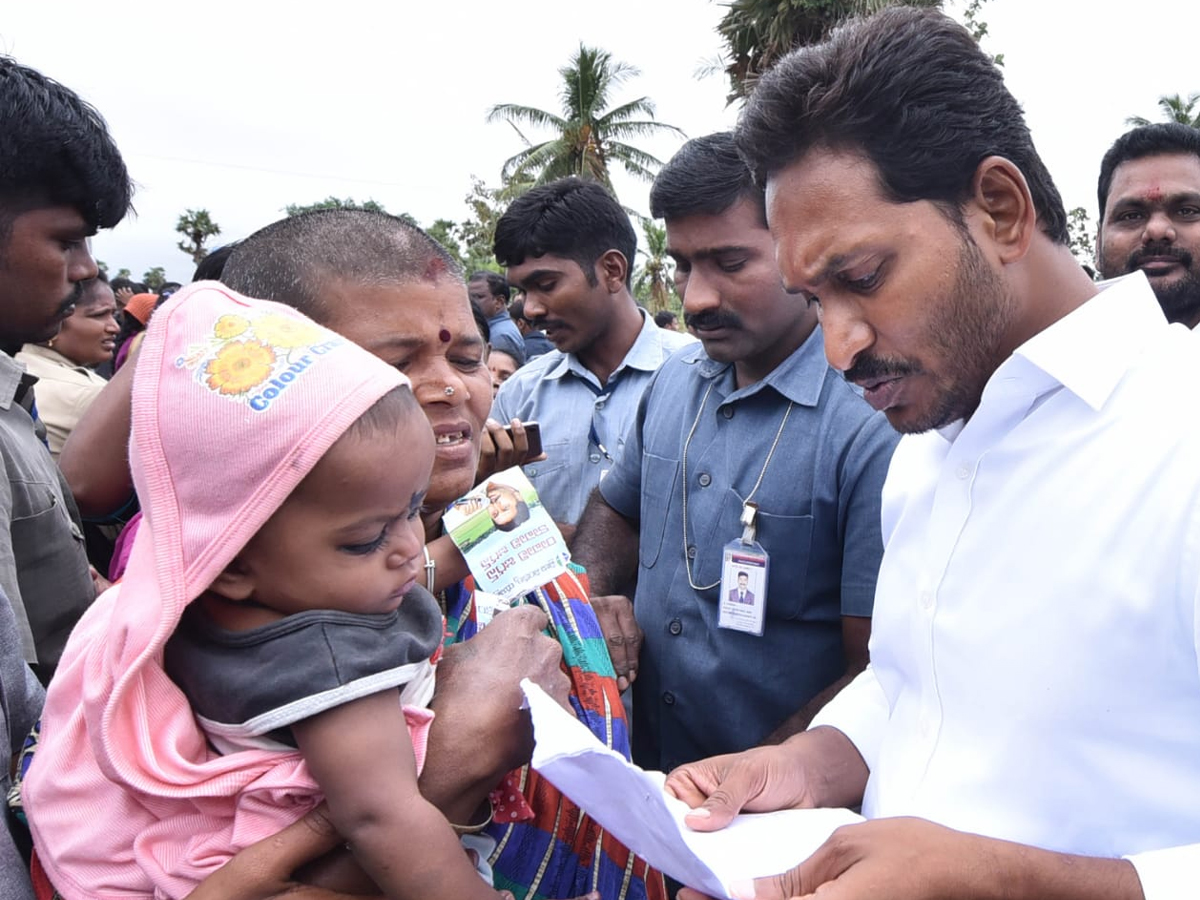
16, 274, 119, 459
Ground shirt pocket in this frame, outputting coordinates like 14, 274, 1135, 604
524, 439, 571, 490
751, 506, 815, 621
639, 452, 679, 570
9, 478, 85, 573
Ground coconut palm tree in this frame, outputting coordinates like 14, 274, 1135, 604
487, 45, 684, 193
635, 221, 677, 312
1126, 92, 1200, 128
716, 0, 944, 102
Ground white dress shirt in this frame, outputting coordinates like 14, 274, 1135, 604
813, 273, 1200, 899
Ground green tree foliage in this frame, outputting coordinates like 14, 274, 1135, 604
1126, 92, 1200, 128
115, 268, 132, 280
285, 196, 417, 223
1067, 206, 1098, 277
175, 208, 222, 265
456, 177, 514, 274
634, 220, 677, 312
96, 260, 108, 274
143, 266, 167, 291
716, 0, 944, 102
427, 218, 467, 270
960, 0, 1003, 65
487, 45, 684, 193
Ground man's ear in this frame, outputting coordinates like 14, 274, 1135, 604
972, 156, 1036, 265
597, 249, 629, 293
208, 556, 256, 602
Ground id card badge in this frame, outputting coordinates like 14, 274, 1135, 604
718, 539, 768, 636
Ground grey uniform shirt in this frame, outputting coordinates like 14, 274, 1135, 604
0, 353, 94, 671
492, 310, 693, 524
0, 586, 41, 900
599, 327, 899, 771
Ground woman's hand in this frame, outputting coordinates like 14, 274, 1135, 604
185, 804, 380, 900
476, 418, 546, 482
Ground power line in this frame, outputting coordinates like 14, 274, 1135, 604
124, 150, 413, 188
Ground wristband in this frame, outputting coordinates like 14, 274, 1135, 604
423, 545, 436, 593
449, 798, 494, 835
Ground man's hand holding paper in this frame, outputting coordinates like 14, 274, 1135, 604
522, 680, 864, 899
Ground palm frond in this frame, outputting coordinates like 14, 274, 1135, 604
486, 103, 567, 131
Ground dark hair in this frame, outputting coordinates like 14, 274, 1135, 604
737, 7, 1068, 244
653, 310, 677, 327
651, 132, 766, 226
0, 56, 132, 236
109, 276, 135, 293
193, 241, 241, 283
494, 177, 637, 287
222, 209, 462, 320
470, 270, 510, 302
1097, 123, 1200, 219
344, 384, 422, 443
114, 308, 147, 357
509, 295, 528, 324
472, 303, 491, 343
76, 274, 113, 308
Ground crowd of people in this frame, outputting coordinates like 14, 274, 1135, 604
1, 6, 1199, 900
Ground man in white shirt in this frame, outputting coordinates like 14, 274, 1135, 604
665, 9, 1200, 900
1095, 122, 1200, 329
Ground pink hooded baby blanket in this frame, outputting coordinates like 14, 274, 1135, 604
25, 283, 417, 898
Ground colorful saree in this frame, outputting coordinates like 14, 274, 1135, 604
443, 564, 664, 900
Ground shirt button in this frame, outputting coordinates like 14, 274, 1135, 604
956, 464, 971, 480
527, 466, 538, 476
589, 453, 601, 463
668, 619, 683, 635
698, 473, 712, 487
596, 399, 606, 409
686, 545, 697, 560
920, 591, 934, 609
721, 406, 734, 419
663, 691, 676, 705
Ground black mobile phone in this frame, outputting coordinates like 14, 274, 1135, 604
503, 420, 542, 457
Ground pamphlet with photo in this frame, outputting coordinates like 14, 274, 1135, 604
443, 467, 571, 605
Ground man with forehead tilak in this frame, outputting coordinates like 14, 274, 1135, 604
1096, 122, 1200, 329
666, 9, 1200, 900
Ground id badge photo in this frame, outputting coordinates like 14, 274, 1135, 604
718, 539, 768, 636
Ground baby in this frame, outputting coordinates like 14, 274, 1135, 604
25, 284, 505, 900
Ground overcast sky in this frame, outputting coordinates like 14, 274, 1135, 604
3, 1, 1196, 283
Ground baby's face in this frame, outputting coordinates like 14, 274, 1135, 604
231, 405, 435, 618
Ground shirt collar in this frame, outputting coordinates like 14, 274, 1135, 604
1010, 272, 1167, 412
0, 352, 26, 411
18, 343, 80, 369
697, 324, 829, 407
553, 309, 676, 385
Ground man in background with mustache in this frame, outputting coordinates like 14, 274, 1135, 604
571, 133, 897, 773
1096, 122, 1200, 328
0, 56, 131, 683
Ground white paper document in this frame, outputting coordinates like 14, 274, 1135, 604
522, 680, 864, 899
